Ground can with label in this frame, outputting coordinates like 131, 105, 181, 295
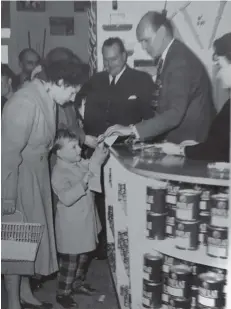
168, 264, 192, 299
176, 189, 200, 221
207, 225, 228, 259
146, 211, 167, 240
166, 181, 182, 204
199, 211, 210, 245
163, 255, 175, 276
198, 272, 225, 308
143, 252, 163, 283
175, 219, 199, 250
146, 186, 167, 213
165, 203, 176, 238
162, 276, 169, 307
191, 285, 198, 307
194, 184, 214, 212
168, 295, 191, 309
142, 279, 162, 308
210, 194, 229, 228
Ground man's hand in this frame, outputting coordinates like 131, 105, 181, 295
160, 142, 184, 156
84, 135, 98, 149
98, 125, 133, 143
179, 140, 199, 147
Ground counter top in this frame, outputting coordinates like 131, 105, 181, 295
110, 145, 230, 187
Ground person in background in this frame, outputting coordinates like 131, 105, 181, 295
15, 48, 41, 88
161, 33, 231, 162
1, 63, 17, 112
83, 37, 156, 259
101, 11, 215, 144
1, 60, 88, 309
51, 129, 108, 308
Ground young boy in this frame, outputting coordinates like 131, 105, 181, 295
51, 129, 108, 308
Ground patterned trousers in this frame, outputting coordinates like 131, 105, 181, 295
57, 251, 94, 296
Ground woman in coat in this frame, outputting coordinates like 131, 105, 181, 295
1, 60, 88, 309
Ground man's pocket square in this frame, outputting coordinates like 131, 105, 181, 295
128, 95, 137, 100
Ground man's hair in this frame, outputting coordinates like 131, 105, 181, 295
213, 32, 231, 63
43, 60, 89, 87
52, 128, 79, 154
145, 11, 174, 37
18, 48, 41, 62
102, 37, 126, 54
46, 47, 82, 65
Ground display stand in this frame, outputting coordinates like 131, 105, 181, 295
104, 145, 230, 309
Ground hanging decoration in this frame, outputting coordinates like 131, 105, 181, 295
87, 0, 97, 76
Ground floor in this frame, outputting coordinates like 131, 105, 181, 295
1, 259, 119, 309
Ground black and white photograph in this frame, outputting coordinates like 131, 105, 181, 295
1, 1, 231, 309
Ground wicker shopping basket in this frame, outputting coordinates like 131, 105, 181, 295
1, 222, 44, 262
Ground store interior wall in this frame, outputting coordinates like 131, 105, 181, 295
8, 1, 89, 73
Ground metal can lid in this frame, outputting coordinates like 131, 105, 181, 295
176, 219, 199, 225
169, 296, 191, 302
178, 189, 201, 196
200, 211, 210, 217
144, 252, 163, 261
147, 211, 168, 217
207, 224, 228, 231
170, 264, 191, 274
211, 193, 228, 201
199, 272, 225, 283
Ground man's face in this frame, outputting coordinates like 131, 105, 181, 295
137, 22, 164, 59
102, 43, 126, 77
20, 51, 40, 76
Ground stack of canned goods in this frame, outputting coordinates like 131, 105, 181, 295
175, 189, 201, 250
107, 205, 115, 237
146, 185, 168, 240
120, 285, 131, 308
118, 229, 130, 277
142, 252, 163, 308
207, 193, 229, 259
143, 253, 227, 309
107, 242, 116, 274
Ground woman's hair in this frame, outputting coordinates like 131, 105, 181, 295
43, 60, 89, 87
1, 63, 17, 90
213, 33, 231, 63
52, 128, 80, 154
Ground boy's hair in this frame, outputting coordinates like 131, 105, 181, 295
43, 60, 89, 87
52, 128, 79, 154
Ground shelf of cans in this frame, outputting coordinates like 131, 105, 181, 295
142, 251, 227, 309
145, 181, 229, 265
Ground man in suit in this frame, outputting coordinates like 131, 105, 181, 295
83, 37, 155, 259
83, 37, 155, 137
101, 11, 215, 144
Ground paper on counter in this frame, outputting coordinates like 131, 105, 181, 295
103, 135, 118, 147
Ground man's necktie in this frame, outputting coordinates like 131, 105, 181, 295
152, 58, 164, 111
110, 76, 116, 86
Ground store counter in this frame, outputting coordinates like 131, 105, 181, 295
104, 144, 230, 309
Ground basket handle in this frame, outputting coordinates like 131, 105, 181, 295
2, 210, 25, 223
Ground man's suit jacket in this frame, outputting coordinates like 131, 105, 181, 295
83, 66, 155, 136
135, 40, 216, 143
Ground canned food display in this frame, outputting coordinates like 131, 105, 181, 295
168, 264, 192, 299
210, 194, 229, 228
199, 211, 210, 246
176, 189, 200, 221
198, 272, 225, 308
207, 225, 228, 259
146, 211, 167, 240
142, 279, 162, 308
175, 219, 199, 250
143, 252, 163, 283
146, 186, 167, 213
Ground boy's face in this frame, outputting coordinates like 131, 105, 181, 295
57, 138, 82, 163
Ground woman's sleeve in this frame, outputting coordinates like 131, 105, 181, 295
1, 97, 36, 207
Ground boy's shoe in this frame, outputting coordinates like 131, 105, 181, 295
73, 283, 97, 296
56, 295, 78, 308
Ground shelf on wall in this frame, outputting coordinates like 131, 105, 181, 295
145, 238, 228, 269
102, 24, 133, 31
